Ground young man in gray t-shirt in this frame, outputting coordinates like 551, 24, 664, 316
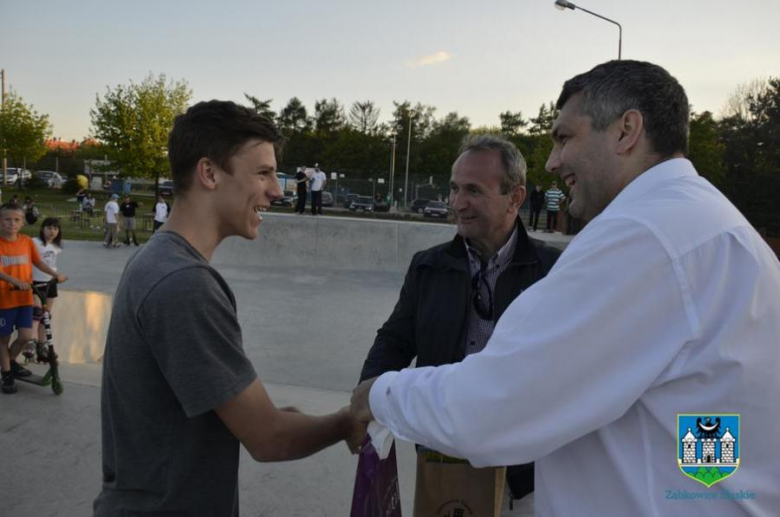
94, 101, 364, 516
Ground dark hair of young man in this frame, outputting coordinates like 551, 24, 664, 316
555, 60, 690, 157
39, 217, 63, 247
167, 100, 284, 196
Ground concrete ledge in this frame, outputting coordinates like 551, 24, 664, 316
213, 213, 458, 272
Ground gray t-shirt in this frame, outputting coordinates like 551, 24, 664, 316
94, 232, 257, 516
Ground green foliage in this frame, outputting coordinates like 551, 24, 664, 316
277, 97, 310, 135
348, 101, 381, 134
244, 94, 276, 120
528, 102, 558, 135
91, 74, 191, 180
314, 98, 346, 134
688, 111, 726, 187
0, 92, 53, 165
499, 111, 527, 136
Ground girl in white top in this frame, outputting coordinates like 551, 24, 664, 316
31, 218, 64, 348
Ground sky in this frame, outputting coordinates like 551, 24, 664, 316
1, 0, 779, 142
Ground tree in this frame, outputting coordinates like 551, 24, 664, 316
91, 74, 191, 184
277, 97, 311, 135
348, 101, 381, 134
688, 111, 726, 186
418, 112, 471, 179
0, 92, 52, 181
499, 110, 527, 136
244, 94, 276, 120
722, 78, 770, 123
528, 102, 557, 135
313, 98, 346, 134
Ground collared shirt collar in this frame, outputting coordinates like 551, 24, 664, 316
463, 223, 518, 275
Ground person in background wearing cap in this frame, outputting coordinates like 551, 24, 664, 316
103, 193, 121, 248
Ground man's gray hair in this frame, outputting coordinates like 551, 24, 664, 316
457, 134, 526, 193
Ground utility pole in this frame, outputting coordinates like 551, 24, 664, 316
403, 110, 414, 209
389, 135, 396, 207
1, 68, 7, 190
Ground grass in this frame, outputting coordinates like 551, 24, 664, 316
4, 186, 453, 244
4, 187, 160, 243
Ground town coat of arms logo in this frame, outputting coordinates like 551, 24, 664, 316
677, 414, 740, 487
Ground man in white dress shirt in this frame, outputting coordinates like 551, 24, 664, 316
351, 60, 780, 515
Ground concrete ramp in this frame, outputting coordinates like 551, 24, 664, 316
213, 213, 458, 271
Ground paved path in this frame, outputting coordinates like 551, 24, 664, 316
1, 216, 570, 516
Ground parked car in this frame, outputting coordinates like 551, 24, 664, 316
321, 191, 334, 207
271, 192, 296, 207
410, 198, 432, 214
373, 199, 390, 212
343, 193, 359, 208
158, 180, 175, 196
349, 196, 374, 212
34, 170, 65, 188
423, 200, 449, 219
3, 167, 31, 185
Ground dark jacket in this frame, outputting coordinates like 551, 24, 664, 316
359, 220, 561, 500
530, 188, 545, 210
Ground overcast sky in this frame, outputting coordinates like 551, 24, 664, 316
2, 0, 779, 141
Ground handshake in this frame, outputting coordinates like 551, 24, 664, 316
336, 377, 380, 454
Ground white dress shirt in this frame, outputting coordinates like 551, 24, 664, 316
369, 159, 780, 516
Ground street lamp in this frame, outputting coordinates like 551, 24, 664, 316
389, 134, 397, 207
554, 0, 622, 60
403, 110, 415, 209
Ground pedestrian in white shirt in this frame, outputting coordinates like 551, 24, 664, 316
154, 194, 169, 232
103, 193, 121, 247
309, 165, 327, 215
351, 60, 780, 516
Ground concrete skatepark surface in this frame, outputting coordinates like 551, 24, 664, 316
0, 213, 570, 516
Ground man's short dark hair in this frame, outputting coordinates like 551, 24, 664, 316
168, 100, 284, 195
457, 134, 527, 193
556, 60, 690, 157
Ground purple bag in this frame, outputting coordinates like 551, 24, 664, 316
350, 437, 402, 517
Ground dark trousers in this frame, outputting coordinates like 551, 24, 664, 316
529, 208, 542, 231
546, 209, 559, 231
296, 189, 307, 214
311, 190, 323, 215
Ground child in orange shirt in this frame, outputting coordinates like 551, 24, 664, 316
0, 203, 67, 394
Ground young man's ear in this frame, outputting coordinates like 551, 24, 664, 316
195, 158, 218, 190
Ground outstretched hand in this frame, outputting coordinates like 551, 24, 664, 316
337, 406, 367, 454
350, 377, 378, 424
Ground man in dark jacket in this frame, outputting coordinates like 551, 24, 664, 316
529, 184, 545, 232
359, 135, 560, 514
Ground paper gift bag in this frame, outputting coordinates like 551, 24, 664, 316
413, 450, 505, 517
350, 437, 402, 517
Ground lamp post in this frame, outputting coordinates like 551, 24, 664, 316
554, 0, 622, 60
389, 134, 397, 207
403, 110, 415, 209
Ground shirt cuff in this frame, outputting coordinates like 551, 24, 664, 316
369, 371, 399, 428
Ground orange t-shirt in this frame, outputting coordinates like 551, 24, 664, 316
0, 234, 42, 309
